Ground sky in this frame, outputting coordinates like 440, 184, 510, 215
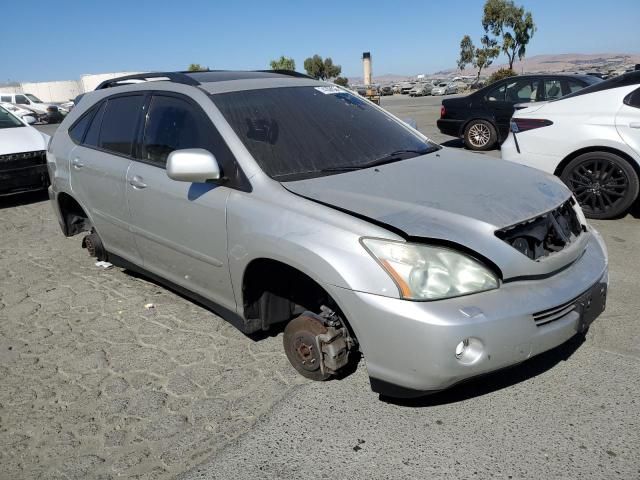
2, 0, 639, 82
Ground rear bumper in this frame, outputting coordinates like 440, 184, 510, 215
327, 230, 608, 397
437, 118, 464, 137
0, 165, 49, 195
501, 133, 561, 174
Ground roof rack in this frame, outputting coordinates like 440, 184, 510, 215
253, 69, 314, 79
94, 72, 200, 90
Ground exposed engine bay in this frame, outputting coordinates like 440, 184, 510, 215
495, 200, 585, 260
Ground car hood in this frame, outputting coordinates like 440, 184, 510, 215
0, 125, 48, 155
284, 148, 585, 279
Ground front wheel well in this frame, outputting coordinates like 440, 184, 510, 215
554, 146, 640, 178
57, 193, 91, 236
242, 258, 353, 335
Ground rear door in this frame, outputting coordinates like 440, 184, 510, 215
125, 92, 236, 310
616, 87, 640, 157
69, 94, 144, 262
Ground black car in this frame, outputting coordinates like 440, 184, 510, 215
437, 74, 602, 150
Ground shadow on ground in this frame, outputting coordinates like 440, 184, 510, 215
382, 332, 586, 408
0, 190, 48, 209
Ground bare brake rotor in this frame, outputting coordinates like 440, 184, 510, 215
283, 310, 352, 381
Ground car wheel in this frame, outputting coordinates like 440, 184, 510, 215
283, 314, 331, 381
463, 120, 497, 151
560, 151, 639, 219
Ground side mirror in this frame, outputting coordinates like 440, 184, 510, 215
166, 148, 221, 183
23, 115, 37, 125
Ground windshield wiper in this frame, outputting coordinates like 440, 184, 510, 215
320, 148, 435, 173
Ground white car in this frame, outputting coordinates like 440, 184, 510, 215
0, 102, 39, 120
0, 104, 51, 195
0, 92, 68, 123
431, 82, 457, 96
502, 71, 640, 219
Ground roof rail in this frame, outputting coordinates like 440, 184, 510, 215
254, 69, 314, 79
94, 72, 200, 90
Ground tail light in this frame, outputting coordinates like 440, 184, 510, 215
510, 118, 553, 133
440, 105, 446, 118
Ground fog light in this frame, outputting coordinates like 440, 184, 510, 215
454, 337, 484, 365
455, 339, 469, 359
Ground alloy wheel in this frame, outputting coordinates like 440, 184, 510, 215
567, 158, 629, 216
467, 123, 491, 148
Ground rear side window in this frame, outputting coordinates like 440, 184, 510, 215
543, 79, 563, 100
624, 87, 640, 108
1, 95, 11, 102
142, 95, 213, 167
69, 106, 97, 144
98, 95, 144, 156
486, 84, 506, 102
505, 79, 539, 103
566, 80, 586, 94
84, 102, 106, 147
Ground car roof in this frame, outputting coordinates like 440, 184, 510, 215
91, 70, 326, 95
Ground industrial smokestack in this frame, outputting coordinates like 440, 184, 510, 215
363, 52, 372, 86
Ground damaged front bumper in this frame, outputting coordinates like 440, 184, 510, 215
327, 229, 608, 398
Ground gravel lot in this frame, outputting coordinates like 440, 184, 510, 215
0, 96, 638, 479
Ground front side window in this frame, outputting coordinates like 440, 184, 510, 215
213, 86, 437, 181
142, 95, 211, 167
98, 95, 144, 156
14, 95, 29, 105
25, 94, 43, 103
0, 106, 24, 129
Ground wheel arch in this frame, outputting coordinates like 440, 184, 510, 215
554, 145, 640, 179
240, 257, 357, 337
57, 191, 92, 237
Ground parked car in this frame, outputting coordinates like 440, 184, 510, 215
0, 101, 39, 120
47, 70, 608, 398
399, 82, 415, 94
431, 82, 458, 96
380, 86, 394, 96
0, 105, 50, 195
409, 83, 432, 97
502, 71, 640, 219
0, 92, 69, 123
437, 74, 602, 151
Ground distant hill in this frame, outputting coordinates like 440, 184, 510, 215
437, 53, 640, 76
348, 53, 639, 84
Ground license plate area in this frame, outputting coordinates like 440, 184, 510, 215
576, 282, 607, 332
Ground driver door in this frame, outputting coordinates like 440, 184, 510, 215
125, 93, 236, 311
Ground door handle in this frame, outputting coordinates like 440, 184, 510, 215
630, 122, 640, 129
72, 158, 85, 169
128, 175, 147, 189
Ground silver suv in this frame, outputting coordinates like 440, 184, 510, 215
48, 71, 608, 398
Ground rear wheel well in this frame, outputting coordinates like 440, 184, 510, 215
242, 258, 352, 335
58, 193, 91, 236
554, 146, 640, 179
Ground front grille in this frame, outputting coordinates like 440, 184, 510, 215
0, 150, 47, 171
495, 200, 584, 261
532, 296, 578, 327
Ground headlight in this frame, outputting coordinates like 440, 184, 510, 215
361, 238, 499, 300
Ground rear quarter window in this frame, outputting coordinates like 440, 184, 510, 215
68, 106, 97, 144
624, 87, 640, 108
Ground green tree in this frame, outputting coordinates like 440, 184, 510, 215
303, 54, 342, 80
333, 76, 349, 87
486, 67, 517, 85
482, 0, 536, 70
458, 35, 500, 81
270, 56, 296, 71
187, 63, 207, 72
